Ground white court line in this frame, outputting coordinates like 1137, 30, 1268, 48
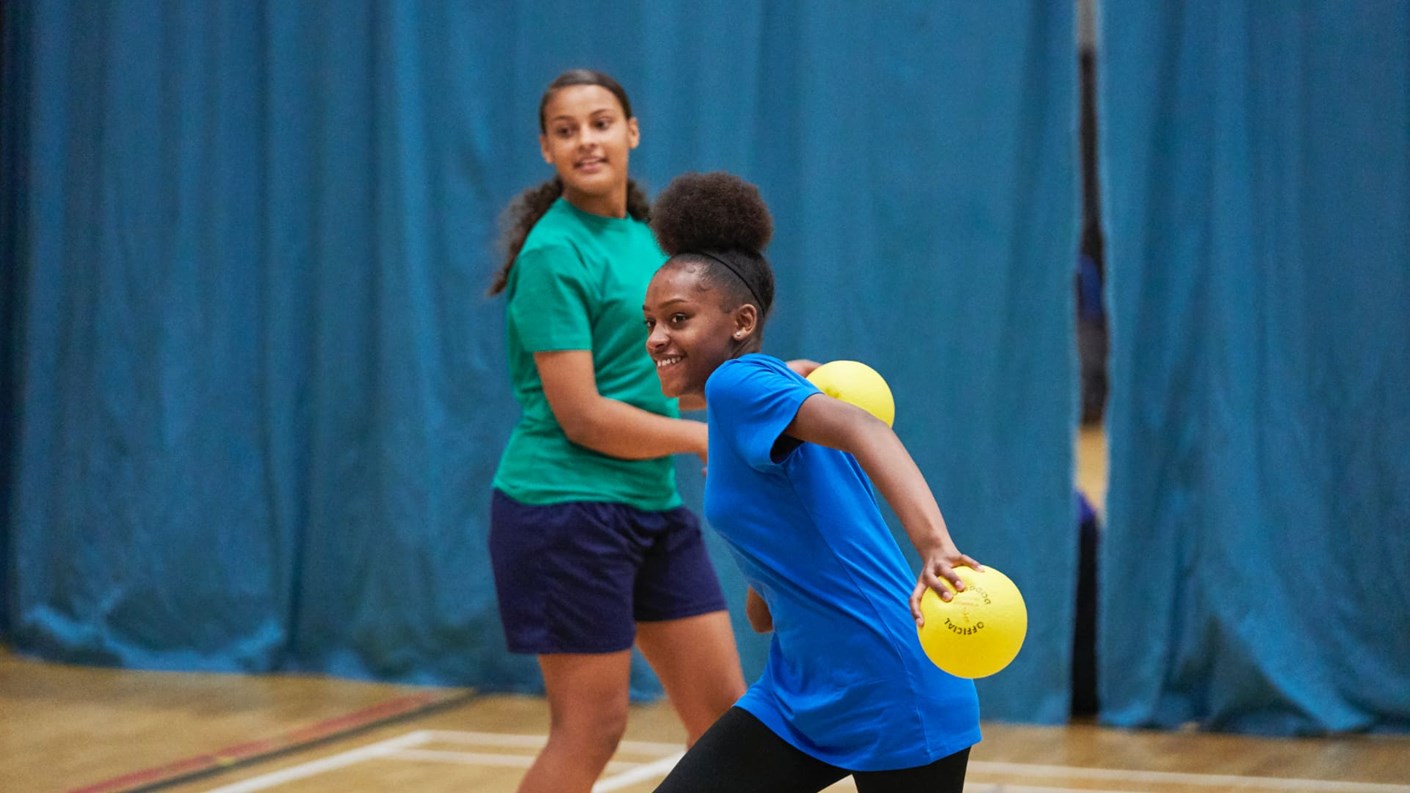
969, 760, 1410, 793
592, 751, 686, 792
406, 730, 685, 791
962, 786, 1143, 793
200, 731, 428, 793
969, 786, 1145, 793
384, 747, 640, 773
200, 729, 681, 793
417, 729, 681, 754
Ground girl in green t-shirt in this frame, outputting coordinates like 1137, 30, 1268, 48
485, 69, 746, 793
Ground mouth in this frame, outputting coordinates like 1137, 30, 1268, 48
576, 156, 606, 171
654, 355, 683, 370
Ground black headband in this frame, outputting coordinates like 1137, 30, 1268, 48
695, 250, 765, 311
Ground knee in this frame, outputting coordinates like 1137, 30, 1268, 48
591, 704, 630, 749
550, 702, 629, 761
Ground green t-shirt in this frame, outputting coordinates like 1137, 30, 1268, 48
493, 198, 681, 511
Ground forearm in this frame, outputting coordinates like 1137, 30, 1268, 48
564, 395, 706, 460
536, 350, 706, 461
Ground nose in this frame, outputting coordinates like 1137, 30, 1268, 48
646, 322, 669, 352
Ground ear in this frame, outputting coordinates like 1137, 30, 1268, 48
539, 134, 552, 164
732, 303, 759, 342
626, 117, 641, 150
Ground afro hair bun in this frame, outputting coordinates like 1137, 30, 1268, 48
650, 172, 773, 257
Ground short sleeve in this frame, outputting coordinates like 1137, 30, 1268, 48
707, 357, 820, 471
508, 243, 594, 352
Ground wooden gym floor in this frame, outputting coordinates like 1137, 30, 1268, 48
4, 430, 1408, 793
2, 647, 1407, 793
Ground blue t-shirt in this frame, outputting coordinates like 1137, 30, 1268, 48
704, 354, 981, 771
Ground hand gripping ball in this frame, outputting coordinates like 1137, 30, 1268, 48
917, 566, 1027, 679
806, 360, 895, 426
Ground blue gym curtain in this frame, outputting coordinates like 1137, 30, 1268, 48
1, 2, 1078, 723
1099, 3, 1410, 734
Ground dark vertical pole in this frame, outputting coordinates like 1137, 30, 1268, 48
1071, 0, 1104, 720
0, 0, 24, 641
1076, 0, 1108, 428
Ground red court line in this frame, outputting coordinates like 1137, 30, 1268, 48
69, 688, 474, 793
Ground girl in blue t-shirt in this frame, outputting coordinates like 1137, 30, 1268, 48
644, 172, 983, 793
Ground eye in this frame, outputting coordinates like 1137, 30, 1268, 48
643, 317, 655, 330
669, 313, 688, 326
554, 125, 573, 138
594, 117, 612, 130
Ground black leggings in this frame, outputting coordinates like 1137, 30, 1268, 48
654, 707, 970, 793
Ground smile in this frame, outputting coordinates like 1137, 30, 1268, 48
655, 356, 682, 368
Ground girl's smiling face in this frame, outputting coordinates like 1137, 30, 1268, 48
643, 263, 757, 400
539, 85, 639, 215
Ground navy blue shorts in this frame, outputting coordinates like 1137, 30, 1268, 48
489, 490, 729, 654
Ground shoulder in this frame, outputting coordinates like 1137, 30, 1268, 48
706, 355, 821, 466
516, 208, 589, 280
708, 354, 782, 388
706, 355, 813, 403
521, 202, 580, 253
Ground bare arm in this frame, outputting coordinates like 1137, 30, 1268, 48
782, 394, 981, 625
786, 359, 822, 378
536, 350, 707, 462
745, 587, 773, 633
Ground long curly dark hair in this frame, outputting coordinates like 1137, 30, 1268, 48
650, 171, 775, 324
487, 69, 650, 296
